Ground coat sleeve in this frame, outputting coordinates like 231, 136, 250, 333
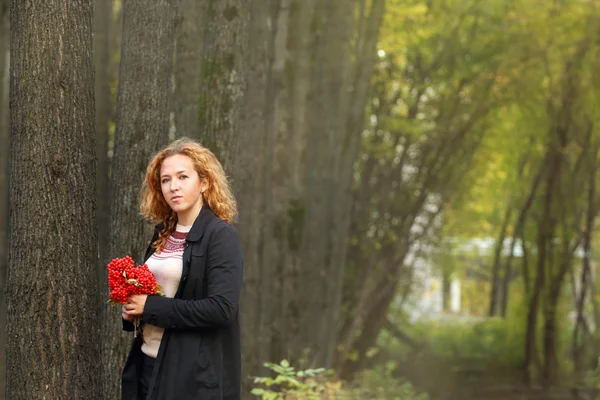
142, 224, 243, 329
123, 318, 135, 332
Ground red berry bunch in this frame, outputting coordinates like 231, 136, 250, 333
107, 255, 163, 305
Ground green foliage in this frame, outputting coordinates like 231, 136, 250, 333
582, 359, 600, 388
251, 360, 428, 400
251, 360, 330, 400
415, 317, 525, 369
350, 362, 430, 400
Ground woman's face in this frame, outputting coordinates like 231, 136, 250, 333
160, 154, 206, 217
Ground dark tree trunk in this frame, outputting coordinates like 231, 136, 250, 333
266, 0, 292, 367
6, 1, 101, 398
109, 0, 122, 119
525, 137, 561, 385
500, 160, 546, 316
489, 206, 512, 316
299, 0, 355, 368
572, 155, 596, 373
101, 1, 176, 397
0, 0, 9, 396
197, 0, 249, 171
272, 0, 315, 365
327, 0, 386, 366
236, 0, 278, 382
538, 43, 586, 387
173, 0, 205, 138
94, 0, 112, 286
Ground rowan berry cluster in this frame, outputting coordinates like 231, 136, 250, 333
107, 255, 161, 305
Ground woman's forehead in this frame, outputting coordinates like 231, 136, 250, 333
161, 154, 195, 173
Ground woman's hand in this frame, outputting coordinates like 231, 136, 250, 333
122, 304, 135, 322
124, 294, 148, 317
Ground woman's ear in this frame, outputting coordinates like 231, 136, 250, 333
201, 177, 209, 194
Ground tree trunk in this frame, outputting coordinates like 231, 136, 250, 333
299, 0, 356, 368
328, 0, 386, 367
537, 41, 586, 386
572, 156, 596, 373
524, 139, 560, 385
7, 1, 101, 398
94, 0, 112, 287
197, 0, 249, 172
101, 1, 176, 397
173, 0, 205, 139
267, 0, 293, 367
500, 160, 546, 316
489, 206, 512, 316
270, 0, 315, 365
0, 0, 9, 396
236, 0, 279, 381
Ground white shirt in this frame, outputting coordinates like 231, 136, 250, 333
141, 223, 191, 358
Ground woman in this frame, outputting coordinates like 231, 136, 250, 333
120, 137, 243, 400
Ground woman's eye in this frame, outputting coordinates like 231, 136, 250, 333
180, 175, 188, 179
161, 178, 170, 184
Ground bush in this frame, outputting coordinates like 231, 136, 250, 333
251, 359, 428, 400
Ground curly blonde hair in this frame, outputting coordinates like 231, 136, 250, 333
139, 137, 237, 253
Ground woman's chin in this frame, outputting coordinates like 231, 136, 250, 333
170, 204, 186, 213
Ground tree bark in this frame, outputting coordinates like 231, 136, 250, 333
7, 1, 101, 398
173, 0, 205, 139
270, 0, 315, 365
101, 1, 176, 397
236, 0, 279, 380
299, 0, 356, 368
197, 0, 249, 172
94, 0, 112, 288
0, 0, 9, 396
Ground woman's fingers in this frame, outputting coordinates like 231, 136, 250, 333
122, 305, 135, 321
124, 302, 142, 316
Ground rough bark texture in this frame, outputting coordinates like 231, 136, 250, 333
101, 1, 176, 397
236, 0, 277, 380
198, 0, 249, 172
266, 0, 315, 367
94, 0, 112, 288
173, 0, 205, 138
6, 1, 101, 398
0, 0, 9, 396
266, 0, 294, 366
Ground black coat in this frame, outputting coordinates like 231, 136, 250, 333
121, 206, 244, 400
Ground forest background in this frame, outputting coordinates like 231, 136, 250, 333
1, 0, 600, 399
